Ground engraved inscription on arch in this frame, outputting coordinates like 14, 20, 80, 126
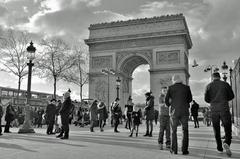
91, 55, 113, 69
156, 50, 180, 65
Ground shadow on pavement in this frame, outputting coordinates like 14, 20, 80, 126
0, 143, 37, 152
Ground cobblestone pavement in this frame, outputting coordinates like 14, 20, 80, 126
0, 122, 240, 159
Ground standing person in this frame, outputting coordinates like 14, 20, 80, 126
112, 98, 122, 133
204, 72, 234, 157
54, 100, 62, 133
0, 99, 3, 135
97, 101, 108, 132
37, 108, 44, 128
89, 100, 98, 132
46, 99, 57, 135
158, 86, 171, 150
57, 91, 73, 139
4, 101, 15, 133
165, 75, 192, 155
124, 96, 133, 130
143, 92, 155, 137
129, 106, 141, 137
191, 100, 200, 128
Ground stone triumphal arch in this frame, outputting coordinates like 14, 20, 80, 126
85, 14, 192, 108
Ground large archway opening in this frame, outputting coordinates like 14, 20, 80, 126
132, 65, 150, 104
118, 54, 151, 105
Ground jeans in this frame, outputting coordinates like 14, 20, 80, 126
158, 116, 170, 145
47, 119, 54, 134
193, 116, 199, 127
4, 121, 11, 132
146, 119, 153, 134
60, 115, 69, 137
211, 110, 232, 150
170, 115, 189, 153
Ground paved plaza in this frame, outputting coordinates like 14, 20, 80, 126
0, 122, 240, 159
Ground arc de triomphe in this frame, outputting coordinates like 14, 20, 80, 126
85, 14, 192, 109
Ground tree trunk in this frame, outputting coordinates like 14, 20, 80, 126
80, 84, 83, 102
53, 75, 57, 99
17, 77, 21, 107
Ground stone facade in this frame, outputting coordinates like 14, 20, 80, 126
85, 14, 192, 108
232, 57, 240, 137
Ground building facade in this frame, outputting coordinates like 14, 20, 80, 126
85, 14, 192, 109
232, 58, 240, 137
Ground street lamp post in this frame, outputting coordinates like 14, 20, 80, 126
221, 61, 228, 82
18, 41, 36, 133
116, 77, 121, 99
204, 65, 219, 81
102, 68, 115, 111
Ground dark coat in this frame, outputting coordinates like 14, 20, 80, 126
165, 83, 192, 117
204, 79, 234, 112
144, 96, 155, 120
191, 102, 199, 117
112, 103, 122, 119
98, 104, 108, 121
60, 97, 73, 117
5, 104, 15, 122
46, 103, 56, 123
89, 101, 98, 121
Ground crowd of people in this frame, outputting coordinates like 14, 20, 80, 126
0, 72, 235, 157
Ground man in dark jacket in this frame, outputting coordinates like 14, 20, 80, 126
165, 75, 192, 155
57, 91, 73, 139
191, 100, 199, 128
46, 99, 56, 135
204, 72, 234, 157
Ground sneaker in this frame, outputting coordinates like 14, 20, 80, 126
223, 143, 232, 157
217, 150, 223, 154
159, 144, 163, 150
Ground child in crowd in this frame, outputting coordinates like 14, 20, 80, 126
129, 105, 141, 137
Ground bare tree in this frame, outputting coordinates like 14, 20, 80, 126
0, 30, 30, 105
62, 46, 89, 101
36, 38, 76, 99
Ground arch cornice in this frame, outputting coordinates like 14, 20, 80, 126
116, 49, 153, 73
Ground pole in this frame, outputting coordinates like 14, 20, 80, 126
26, 60, 33, 104
18, 60, 35, 133
117, 86, 119, 99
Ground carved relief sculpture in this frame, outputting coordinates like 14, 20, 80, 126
159, 75, 173, 87
156, 50, 180, 65
94, 80, 107, 102
91, 56, 113, 69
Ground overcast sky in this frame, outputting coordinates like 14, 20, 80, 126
0, 0, 239, 105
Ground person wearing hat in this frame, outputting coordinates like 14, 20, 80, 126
165, 74, 192, 155
143, 92, 155, 137
124, 96, 134, 130
46, 99, 57, 135
204, 72, 234, 157
57, 91, 73, 139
